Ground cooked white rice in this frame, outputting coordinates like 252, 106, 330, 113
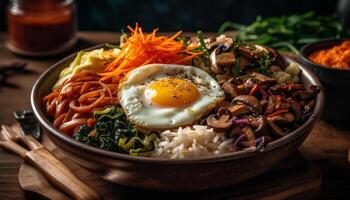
152, 125, 234, 159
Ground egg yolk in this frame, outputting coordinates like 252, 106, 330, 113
145, 77, 200, 107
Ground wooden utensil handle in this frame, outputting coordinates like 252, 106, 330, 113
0, 140, 28, 158
25, 148, 102, 200
19, 135, 43, 150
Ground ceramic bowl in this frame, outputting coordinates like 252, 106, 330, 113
299, 38, 349, 124
31, 44, 324, 190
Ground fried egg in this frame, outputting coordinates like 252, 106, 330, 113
118, 64, 224, 130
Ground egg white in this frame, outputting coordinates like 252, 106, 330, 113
118, 64, 224, 130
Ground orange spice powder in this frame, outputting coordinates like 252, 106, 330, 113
308, 40, 350, 69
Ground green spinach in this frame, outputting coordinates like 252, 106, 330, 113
75, 106, 158, 156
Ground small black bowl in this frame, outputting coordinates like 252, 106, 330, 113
299, 38, 350, 125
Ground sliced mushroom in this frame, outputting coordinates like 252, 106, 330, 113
271, 83, 304, 94
206, 34, 233, 51
251, 72, 278, 85
222, 81, 239, 99
237, 78, 255, 93
213, 100, 231, 113
267, 47, 288, 69
248, 115, 267, 133
237, 72, 277, 86
250, 72, 272, 82
216, 52, 236, 67
236, 43, 288, 70
266, 95, 290, 114
266, 112, 295, 137
218, 107, 231, 115
210, 48, 236, 74
232, 95, 261, 114
237, 44, 287, 70
236, 44, 268, 60
207, 114, 232, 132
210, 47, 221, 74
228, 104, 251, 116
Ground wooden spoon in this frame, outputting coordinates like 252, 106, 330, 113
0, 125, 102, 200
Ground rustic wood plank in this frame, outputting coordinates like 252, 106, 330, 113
0, 150, 23, 200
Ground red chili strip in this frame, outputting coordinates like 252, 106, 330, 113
249, 84, 259, 95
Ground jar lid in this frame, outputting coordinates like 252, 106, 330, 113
10, 0, 74, 11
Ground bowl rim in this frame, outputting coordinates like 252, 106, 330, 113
299, 37, 350, 72
31, 44, 325, 164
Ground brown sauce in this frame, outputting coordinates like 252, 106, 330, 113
7, 0, 76, 52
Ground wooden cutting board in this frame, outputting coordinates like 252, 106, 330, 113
18, 134, 322, 200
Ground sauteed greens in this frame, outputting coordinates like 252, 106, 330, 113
74, 106, 157, 156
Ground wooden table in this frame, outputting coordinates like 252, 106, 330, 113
0, 32, 349, 200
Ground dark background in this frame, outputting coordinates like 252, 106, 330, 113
0, 0, 340, 32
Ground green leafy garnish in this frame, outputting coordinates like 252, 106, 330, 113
196, 30, 209, 57
258, 52, 270, 75
176, 36, 191, 46
75, 106, 158, 155
218, 11, 350, 53
191, 31, 213, 75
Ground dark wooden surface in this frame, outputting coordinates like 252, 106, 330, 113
0, 32, 349, 200
19, 135, 322, 200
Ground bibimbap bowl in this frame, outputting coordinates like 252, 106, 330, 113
31, 45, 324, 191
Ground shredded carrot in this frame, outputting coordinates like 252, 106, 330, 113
100, 23, 202, 83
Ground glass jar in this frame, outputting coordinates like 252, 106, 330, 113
6, 0, 77, 56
